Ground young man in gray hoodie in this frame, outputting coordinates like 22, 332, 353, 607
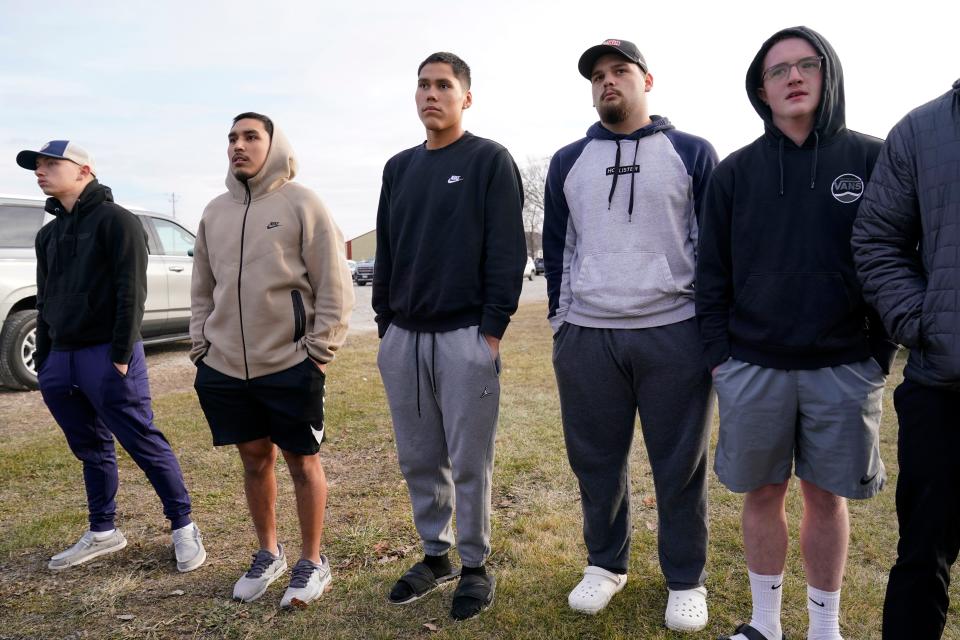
543, 39, 717, 632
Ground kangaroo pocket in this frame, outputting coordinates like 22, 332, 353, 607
730, 273, 858, 351
42, 293, 92, 339
572, 251, 678, 317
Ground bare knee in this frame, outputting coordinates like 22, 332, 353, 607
744, 480, 790, 512
800, 479, 847, 518
237, 439, 277, 477
282, 451, 325, 486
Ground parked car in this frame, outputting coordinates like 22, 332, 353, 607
0, 194, 196, 390
354, 259, 375, 286
534, 257, 544, 275
524, 256, 536, 281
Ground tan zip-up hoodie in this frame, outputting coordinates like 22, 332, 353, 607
189, 126, 354, 379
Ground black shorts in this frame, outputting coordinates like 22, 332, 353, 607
194, 358, 325, 455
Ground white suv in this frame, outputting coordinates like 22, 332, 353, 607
0, 194, 196, 390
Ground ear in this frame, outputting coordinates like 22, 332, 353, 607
462, 89, 473, 111
757, 86, 768, 105
644, 72, 654, 92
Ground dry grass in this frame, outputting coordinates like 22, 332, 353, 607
0, 303, 958, 639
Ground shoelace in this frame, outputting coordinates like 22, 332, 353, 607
289, 559, 321, 588
245, 549, 279, 578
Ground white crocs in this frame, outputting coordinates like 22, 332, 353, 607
567, 566, 627, 614
665, 585, 708, 632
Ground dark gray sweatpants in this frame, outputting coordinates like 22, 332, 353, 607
377, 324, 501, 567
553, 319, 713, 589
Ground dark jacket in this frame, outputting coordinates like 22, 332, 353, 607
696, 26, 897, 371
35, 180, 147, 366
852, 80, 960, 389
372, 132, 526, 339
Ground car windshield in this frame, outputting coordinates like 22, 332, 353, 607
0, 206, 44, 248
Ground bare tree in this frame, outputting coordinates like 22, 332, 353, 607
519, 156, 551, 257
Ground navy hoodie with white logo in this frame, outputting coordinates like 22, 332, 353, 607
695, 26, 897, 371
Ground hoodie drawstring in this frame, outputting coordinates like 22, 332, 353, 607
778, 137, 785, 197
607, 139, 621, 211
607, 139, 641, 221
810, 130, 820, 189
627, 141, 640, 222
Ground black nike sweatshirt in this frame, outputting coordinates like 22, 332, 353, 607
35, 180, 147, 366
695, 26, 897, 371
372, 133, 526, 339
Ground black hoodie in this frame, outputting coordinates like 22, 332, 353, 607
695, 26, 897, 371
35, 180, 148, 366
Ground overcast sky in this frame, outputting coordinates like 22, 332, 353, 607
1, 0, 956, 239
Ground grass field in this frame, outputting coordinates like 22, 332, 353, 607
0, 303, 957, 639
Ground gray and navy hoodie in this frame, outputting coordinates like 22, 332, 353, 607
543, 117, 717, 332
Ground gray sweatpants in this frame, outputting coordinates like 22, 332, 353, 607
553, 319, 713, 588
377, 324, 501, 567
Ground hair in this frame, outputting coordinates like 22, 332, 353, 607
232, 112, 274, 138
417, 52, 471, 89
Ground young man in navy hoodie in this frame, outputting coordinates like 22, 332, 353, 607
543, 39, 717, 632
696, 27, 896, 640
373, 52, 526, 620
17, 140, 205, 575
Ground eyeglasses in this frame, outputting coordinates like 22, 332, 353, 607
761, 56, 823, 84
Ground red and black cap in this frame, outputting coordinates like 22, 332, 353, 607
578, 39, 648, 79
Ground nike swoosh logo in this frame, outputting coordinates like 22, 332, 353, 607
447, 175, 463, 184
772, 582, 782, 590
809, 597, 825, 607
860, 472, 879, 485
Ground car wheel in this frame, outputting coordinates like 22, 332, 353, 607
0, 310, 39, 390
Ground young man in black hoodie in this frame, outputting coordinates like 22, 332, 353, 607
17, 140, 205, 574
696, 28, 896, 640
373, 52, 526, 620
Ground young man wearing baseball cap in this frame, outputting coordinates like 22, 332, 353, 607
17, 140, 206, 574
373, 52, 526, 620
543, 40, 717, 631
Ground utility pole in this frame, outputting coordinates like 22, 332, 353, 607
168, 192, 180, 218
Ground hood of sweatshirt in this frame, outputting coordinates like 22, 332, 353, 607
586, 116, 676, 219
746, 26, 846, 143
225, 126, 299, 202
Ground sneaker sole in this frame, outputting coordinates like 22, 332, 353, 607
177, 546, 207, 573
665, 619, 708, 633
281, 570, 332, 609
48, 537, 128, 571
233, 559, 288, 603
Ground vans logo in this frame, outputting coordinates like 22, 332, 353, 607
831, 173, 864, 203
266, 221, 280, 229
447, 175, 463, 184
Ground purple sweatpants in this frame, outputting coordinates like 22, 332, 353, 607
38, 342, 192, 531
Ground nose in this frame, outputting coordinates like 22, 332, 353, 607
787, 63, 805, 83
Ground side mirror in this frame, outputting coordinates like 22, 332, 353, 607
187, 248, 194, 257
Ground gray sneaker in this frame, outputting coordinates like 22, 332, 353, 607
48, 529, 127, 571
172, 523, 206, 573
233, 544, 287, 602
280, 556, 332, 609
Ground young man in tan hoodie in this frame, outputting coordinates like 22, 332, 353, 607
190, 112, 353, 608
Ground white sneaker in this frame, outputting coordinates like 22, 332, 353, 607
568, 566, 627, 614
48, 530, 127, 571
172, 523, 206, 573
280, 555, 332, 609
233, 544, 287, 602
665, 585, 708, 632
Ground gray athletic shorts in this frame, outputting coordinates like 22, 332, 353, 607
713, 357, 886, 499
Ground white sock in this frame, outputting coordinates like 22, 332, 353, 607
807, 585, 842, 640
172, 523, 195, 534
731, 570, 783, 640
92, 529, 116, 541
